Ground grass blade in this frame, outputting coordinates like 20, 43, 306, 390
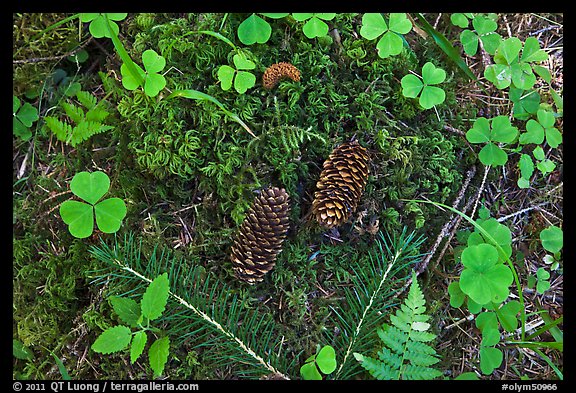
413, 13, 477, 81
166, 89, 256, 138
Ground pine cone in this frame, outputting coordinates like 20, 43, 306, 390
230, 187, 291, 284
262, 62, 301, 89
311, 141, 369, 228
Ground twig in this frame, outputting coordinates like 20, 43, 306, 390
496, 202, 550, 223
443, 124, 466, 137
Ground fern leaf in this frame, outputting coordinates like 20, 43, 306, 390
86, 107, 110, 123
44, 116, 72, 142
354, 270, 443, 380
76, 90, 98, 109
354, 353, 395, 380
330, 228, 427, 379
61, 102, 85, 124
70, 121, 113, 147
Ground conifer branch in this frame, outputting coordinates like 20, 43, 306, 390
108, 257, 290, 379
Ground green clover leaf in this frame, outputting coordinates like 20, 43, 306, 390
520, 109, 561, 147
540, 225, 563, 254
238, 14, 271, 45
70, 171, 110, 204
460, 15, 501, 56
401, 62, 446, 109
450, 13, 474, 28
315, 345, 337, 374
60, 200, 94, 239
13, 96, 39, 140
293, 13, 336, 39
360, 13, 411, 58
217, 53, 256, 94
448, 281, 466, 308
509, 88, 540, 120
536, 267, 551, 294
486, 37, 548, 90
480, 346, 503, 375
466, 116, 518, 166
59, 171, 127, 238
496, 300, 522, 332
460, 244, 514, 305
81, 13, 127, 39
120, 49, 166, 97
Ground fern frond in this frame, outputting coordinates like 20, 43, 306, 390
354, 270, 443, 380
70, 121, 113, 147
44, 116, 72, 142
330, 228, 427, 380
76, 90, 98, 109
87, 233, 294, 379
61, 102, 85, 124
85, 107, 110, 123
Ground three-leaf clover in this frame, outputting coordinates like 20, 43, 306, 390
519, 109, 562, 148
466, 116, 518, 166
292, 13, 336, 39
360, 13, 412, 58
92, 273, 171, 377
217, 53, 256, 94
484, 37, 549, 90
237, 13, 288, 45
460, 14, 502, 56
121, 49, 167, 97
300, 345, 337, 380
401, 62, 446, 109
80, 13, 128, 39
13, 96, 39, 141
59, 171, 127, 238
459, 243, 514, 305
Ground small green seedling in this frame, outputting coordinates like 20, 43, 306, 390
401, 62, 446, 109
519, 109, 562, 148
237, 13, 288, 45
484, 37, 549, 90
460, 14, 501, 56
533, 146, 556, 176
292, 13, 336, 39
59, 171, 127, 238
217, 52, 256, 94
121, 49, 167, 97
360, 13, 412, 58
465, 116, 519, 166
13, 96, 39, 141
92, 273, 171, 377
81, 13, 127, 38
535, 267, 551, 294
300, 344, 337, 380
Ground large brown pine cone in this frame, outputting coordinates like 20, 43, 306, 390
230, 187, 291, 284
311, 140, 369, 228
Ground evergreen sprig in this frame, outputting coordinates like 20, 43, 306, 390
354, 271, 443, 380
329, 228, 427, 379
88, 233, 294, 379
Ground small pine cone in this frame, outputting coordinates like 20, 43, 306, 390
312, 141, 369, 228
230, 187, 291, 284
262, 62, 301, 89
